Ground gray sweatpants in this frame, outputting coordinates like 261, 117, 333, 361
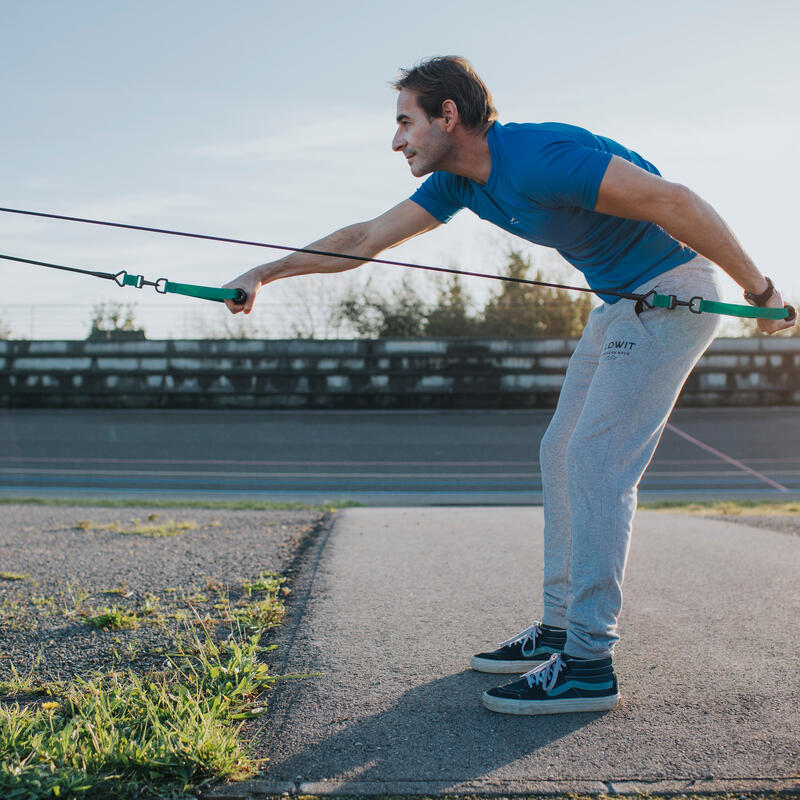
539, 256, 722, 659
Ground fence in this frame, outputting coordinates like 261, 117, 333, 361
1, 337, 798, 409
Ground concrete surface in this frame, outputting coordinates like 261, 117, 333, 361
233, 507, 799, 796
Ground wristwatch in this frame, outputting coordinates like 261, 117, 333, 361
744, 277, 775, 307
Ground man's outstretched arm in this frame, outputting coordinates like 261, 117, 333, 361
223, 199, 441, 314
594, 156, 795, 335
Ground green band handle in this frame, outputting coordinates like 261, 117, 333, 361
649, 292, 795, 321
158, 280, 246, 304
696, 299, 793, 320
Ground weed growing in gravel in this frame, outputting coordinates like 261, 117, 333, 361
74, 517, 199, 537
142, 593, 161, 616
1, 598, 30, 631
83, 606, 141, 630
114, 518, 199, 537
242, 571, 286, 597
0, 572, 28, 582
0, 650, 56, 697
103, 583, 133, 597
0, 566, 292, 798
234, 572, 289, 632
0, 630, 273, 798
0, 668, 39, 696
59, 581, 92, 621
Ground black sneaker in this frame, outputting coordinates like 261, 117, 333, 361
470, 622, 566, 673
482, 652, 619, 715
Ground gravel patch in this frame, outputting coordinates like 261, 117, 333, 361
0, 504, 326, 688
707, 514, 800, 537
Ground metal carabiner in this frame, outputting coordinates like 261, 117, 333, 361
688, 296, 704, 314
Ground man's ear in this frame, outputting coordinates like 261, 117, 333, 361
441, 99, 459, 131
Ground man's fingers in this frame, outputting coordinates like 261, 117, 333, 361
242, 291, 257, 314
758, 306, 797, 334
223, 280, 257, 314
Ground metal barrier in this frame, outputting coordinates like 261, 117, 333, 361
1, 337, 798, 408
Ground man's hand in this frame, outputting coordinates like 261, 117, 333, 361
223, 267, 263, 314
756, 283, 796, 335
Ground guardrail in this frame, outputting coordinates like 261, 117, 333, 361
1, 337, 798, 408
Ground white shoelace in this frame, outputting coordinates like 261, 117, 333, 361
498, 622, 542, 657
522, 652, 566, 691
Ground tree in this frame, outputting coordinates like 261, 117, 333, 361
479, 249, 593, 337
332, 248, 596, 338
87, 302, 146, 341
337, 278, 428, 337
424, 275, 482, 337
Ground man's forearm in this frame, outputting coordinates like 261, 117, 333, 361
254, 221, 376, 285
658, 186, 768, 296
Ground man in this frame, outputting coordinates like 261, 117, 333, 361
224, 56, 795, 715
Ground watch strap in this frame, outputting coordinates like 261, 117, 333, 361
744, 277, 774, 307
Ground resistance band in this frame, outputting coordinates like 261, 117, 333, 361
0, 206, 793, 321
0, 253, 245, 304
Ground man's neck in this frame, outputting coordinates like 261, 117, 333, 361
436, 123, 493, 185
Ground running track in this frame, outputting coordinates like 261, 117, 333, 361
0, 407, 797, 504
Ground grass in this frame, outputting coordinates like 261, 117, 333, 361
0, 573, 28, 582
0, 497, 362, 511
1, 573, 294, 797
640, 499, 800, 515
235, 572, 289, 631
76, 517, 199, 537
0, 631, 273, 798
0, 654, 57, 698
83, 606, 141, 630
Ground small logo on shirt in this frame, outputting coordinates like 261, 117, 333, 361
509, 217, 520, 225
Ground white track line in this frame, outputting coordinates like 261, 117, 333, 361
665, 423, 789, 493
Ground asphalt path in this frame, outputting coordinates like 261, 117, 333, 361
240, 507, 800, 795
0, 407, 798, 504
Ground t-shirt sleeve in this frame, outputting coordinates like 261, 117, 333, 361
519, 137, 613, 210
409, 171, 465, 223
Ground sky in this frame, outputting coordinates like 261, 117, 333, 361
1, 0, 798, 339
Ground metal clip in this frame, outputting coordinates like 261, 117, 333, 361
688, 296, 704, 314
114, 271, 145, 289
634, 290, 657, 315
155, 278, 168, 294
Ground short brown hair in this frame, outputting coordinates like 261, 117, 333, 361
392, 56, 497, 131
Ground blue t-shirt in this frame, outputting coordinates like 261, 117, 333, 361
409, 121, 695, 303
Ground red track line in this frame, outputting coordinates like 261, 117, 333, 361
665, 423, 789, 492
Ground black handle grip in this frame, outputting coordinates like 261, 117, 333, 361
785, 304, 797, 323
232, 288, 246, 305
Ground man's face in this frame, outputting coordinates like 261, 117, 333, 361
392, 88, 452, 177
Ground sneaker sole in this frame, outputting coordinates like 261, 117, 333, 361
481, 691, 620, 715
470, 655, 550, 673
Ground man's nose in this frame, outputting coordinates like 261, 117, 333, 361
392, 130, 405, 151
